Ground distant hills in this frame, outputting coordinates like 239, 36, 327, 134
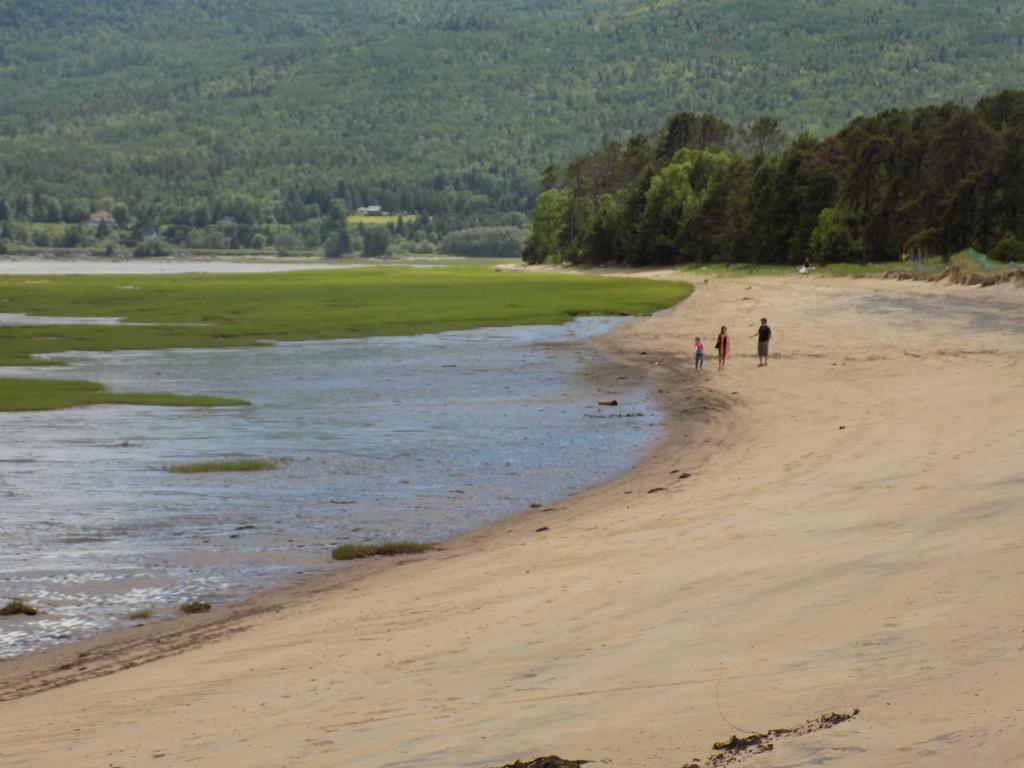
1, 0, 1023, 237
525, 91, 1024, 266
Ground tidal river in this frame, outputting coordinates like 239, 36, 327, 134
0, 317, 661, 657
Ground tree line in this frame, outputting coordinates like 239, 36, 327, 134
2, 0, 1023, 248
524, 91, 1024, 266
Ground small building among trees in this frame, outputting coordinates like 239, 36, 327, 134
88, 210, 116, 229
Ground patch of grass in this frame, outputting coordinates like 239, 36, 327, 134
166, 458, 280, 474
180, 600, 212, 614
125, 607, 154, 620
331, 541, 433, 560
1, 599, 38, 616
0, 266, 691, 410
347, 213, 409, 226
0, 378, 248, 412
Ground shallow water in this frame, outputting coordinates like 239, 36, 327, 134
0, 317, 660, 657
0, 312, 125, 326
0, 257, 363, 275
0, 256, 450, 275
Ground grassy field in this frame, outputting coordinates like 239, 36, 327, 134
347, 213, 409, 226
0, 265, 692, 410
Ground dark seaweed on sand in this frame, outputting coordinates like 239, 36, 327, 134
495, 758, 587, 768
683, 709, 860, 767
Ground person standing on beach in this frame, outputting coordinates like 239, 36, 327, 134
715, 325, 729, 370
694, 336, 705, 370
752, 318, 772, 366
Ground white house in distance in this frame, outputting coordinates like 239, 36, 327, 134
88, 210, 116, 229
355, 205, 383, 216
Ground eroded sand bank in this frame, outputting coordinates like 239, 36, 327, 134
1, 274, 1023, 768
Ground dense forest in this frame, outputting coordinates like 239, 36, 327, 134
524, 91, 1024, 266
1, 1, 1023, 255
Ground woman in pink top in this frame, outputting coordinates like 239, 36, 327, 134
715, 326, 729, 370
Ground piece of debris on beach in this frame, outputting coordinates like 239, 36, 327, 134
494, 757, 587, 768
682, 709, 859, 767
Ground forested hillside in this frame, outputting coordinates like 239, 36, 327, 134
1, 0, 1023, 254
524, 91, 1024, 266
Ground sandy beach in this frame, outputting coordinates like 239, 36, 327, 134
2, 272, 1023, 768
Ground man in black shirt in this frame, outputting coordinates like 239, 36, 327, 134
752, 318, 772, 366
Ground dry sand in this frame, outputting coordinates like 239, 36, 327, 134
2, 273, 1023, 768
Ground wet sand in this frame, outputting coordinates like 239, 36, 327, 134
2, 274, 1024, 767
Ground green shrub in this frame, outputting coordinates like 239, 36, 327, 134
439, 226, 525, 258
133, 238, 170, 258
362, 226, 391, 258
180, 600, 212, 614
991, 232, 1024, 264
323, 231, 352, 258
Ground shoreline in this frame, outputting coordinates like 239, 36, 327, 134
0, 254, 349, 275
0, 254, 479, 275
0, 293, 713, 701
2, 273, 1023, 767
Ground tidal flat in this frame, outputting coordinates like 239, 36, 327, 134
0, 264, 690, 657
0, 264, 690, 408
0, 317, 664, 657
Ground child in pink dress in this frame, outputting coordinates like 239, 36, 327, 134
694, 337, 705, 370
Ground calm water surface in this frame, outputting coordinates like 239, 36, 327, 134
0, 318, 661, 657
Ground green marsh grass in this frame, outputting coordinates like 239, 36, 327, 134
166, 458, 281, 474
0, 266, 692, 410
180, 600, 212, 614
1, 599, 38, 616
331, 541, 434, 560
0, 377, 247, 412
125, 608, 154, 620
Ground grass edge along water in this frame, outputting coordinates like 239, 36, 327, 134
0, 266, 692, 411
